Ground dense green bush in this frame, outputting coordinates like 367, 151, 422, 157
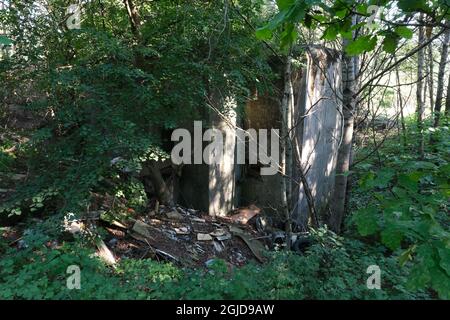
0, 0, 275, 216
349, 119, 450, 299
0, 223, 432, 300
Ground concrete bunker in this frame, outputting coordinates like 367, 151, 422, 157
176, 47, 342, 228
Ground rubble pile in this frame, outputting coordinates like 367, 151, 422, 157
102, 204, 269, 268
3, 192, 313, 269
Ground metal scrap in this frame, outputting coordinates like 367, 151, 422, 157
229, 225, 266, 263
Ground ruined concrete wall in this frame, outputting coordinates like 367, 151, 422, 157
179, 47, 342, 222
208, 97, 237, 216
178, 95, 237, 216
292, 48, 342, 225
239, 95, 284, 216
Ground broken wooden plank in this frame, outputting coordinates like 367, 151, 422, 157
94, 238, 116, 265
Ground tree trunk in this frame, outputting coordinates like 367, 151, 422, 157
427, 42, 434, 113
281, 54, 293, 249
446, 72, 450, 116
433, 23, 450, 127
142, 161, 173, 206
416, 18, 425, 159
329, 37, 356, 234
122, 0, 172, 205
394, 62, 407, 146
123, 0, 142, 39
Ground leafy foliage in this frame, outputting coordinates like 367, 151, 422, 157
0, 0, 275, 216
350, 119, 450, 299
0, 224, 431, 300
257, 0, 449, 52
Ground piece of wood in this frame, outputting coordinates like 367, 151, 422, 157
95, 238, 116, 265
226, 205, 261, 224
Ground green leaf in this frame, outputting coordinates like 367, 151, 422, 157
0, 36, 13, 46
410, 160, 437, 170
354, 206, 379, 236
276, 0, 295, 11
286, 1, 307, 22
399, 245, 416, 266
397, 172, 420, 192
394, 26, 413, 39
255, 27, 273, 40
359, 171, 375, 190
431, 266, 450, 299
438, 247, 450, 276
335, 9, 347, 19
408, 263, 431, 290
397, 0, 430, 13
264, 9, 289, 31
373, 168, 395, 188
280, 24, 298, 49
322, 25, 339, 40
381, 225, 403, 250
417, 244, 437, 269
382, 34, 399, 53
345, 35, 377, 56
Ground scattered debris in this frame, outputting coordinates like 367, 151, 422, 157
229, 225, 266, 263
110, 220, 127, 229
210, 228, 227, 237
63, 215, 84, 235
108, 238, 118, 247
92, 201, 274, 267
215, 233, 232, 241
197, 233, 213, 241
213, 241, 224, 253
255, 215, 272, 233
166, 210, 184, 220
174, 226, 190, 235
155, 249, 179, 263
95, 238, 116, 265
131, 220, 153, 239
271, 230, 286, 249
230, 248, 246, 266
227, 205, 261, 224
